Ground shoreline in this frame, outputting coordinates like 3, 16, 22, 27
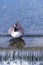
0, 46, 43, 50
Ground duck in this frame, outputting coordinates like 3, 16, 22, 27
8, 22, 24, 38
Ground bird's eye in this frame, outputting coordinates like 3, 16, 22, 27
16, 24, 17, 26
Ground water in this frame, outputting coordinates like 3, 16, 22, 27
0, 0, 43, 47
0, 49, 43, 65
0, 0, 43, 65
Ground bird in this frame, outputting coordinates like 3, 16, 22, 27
8, 21, 24, 38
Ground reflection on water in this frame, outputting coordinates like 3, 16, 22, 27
0, 36, 43, 48
8, 38, 25, 48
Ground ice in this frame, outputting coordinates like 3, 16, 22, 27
0, 50, 43, 65
0, 61, 42, 65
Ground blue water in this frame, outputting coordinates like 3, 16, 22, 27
0, 0, 43, 65
0, 0, 43, 47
